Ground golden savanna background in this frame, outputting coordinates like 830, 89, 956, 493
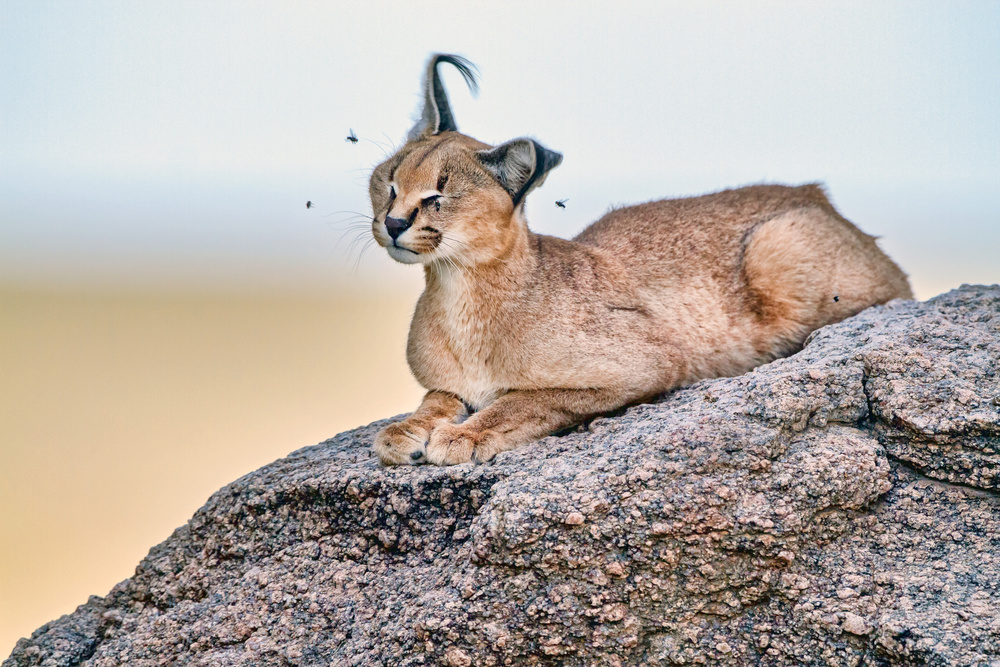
2, 1, 998, 655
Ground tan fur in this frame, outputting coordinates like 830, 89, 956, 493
369, 56, 912, 466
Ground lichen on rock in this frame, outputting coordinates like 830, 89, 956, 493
6, 285, 1000, 666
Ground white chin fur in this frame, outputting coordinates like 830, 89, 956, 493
386, 245, 424, 264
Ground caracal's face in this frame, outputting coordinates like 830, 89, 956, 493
369, 132, 515, 267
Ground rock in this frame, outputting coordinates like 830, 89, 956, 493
841, 612, 872, 636
6, 285, 1000, 667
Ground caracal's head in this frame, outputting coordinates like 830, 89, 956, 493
369, 54, 562, 268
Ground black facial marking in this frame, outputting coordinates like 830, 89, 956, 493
436, 171, 449, 192
421, 194, 441, 212
412, 137, 453, 172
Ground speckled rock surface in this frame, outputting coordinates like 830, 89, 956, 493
7, 285, 999, 667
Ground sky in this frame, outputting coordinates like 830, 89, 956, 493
1, 1, 998, 298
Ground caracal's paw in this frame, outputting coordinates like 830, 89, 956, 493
374, 422, 429, 466
426, 423, 504, 466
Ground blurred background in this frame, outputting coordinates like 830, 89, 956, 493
1, 0, 998, 654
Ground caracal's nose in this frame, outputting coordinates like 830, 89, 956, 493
384, 216, 411, 240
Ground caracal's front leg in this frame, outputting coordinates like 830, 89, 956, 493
374, 391, 466, 465
426, 388, 648, 465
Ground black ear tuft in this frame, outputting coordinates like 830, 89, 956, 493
477, 139, 563, 206
407, 54, 479, 141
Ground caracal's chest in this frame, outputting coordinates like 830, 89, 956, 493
407, 284, 513, 409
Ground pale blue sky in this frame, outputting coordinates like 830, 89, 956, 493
2, 1, 998, 297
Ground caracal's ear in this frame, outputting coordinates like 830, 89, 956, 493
477, 138, 563, 207
407, 54, 479, 142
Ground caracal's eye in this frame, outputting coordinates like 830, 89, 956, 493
422, 194, 442, 212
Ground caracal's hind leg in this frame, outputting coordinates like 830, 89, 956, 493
743, 207, 913, 358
